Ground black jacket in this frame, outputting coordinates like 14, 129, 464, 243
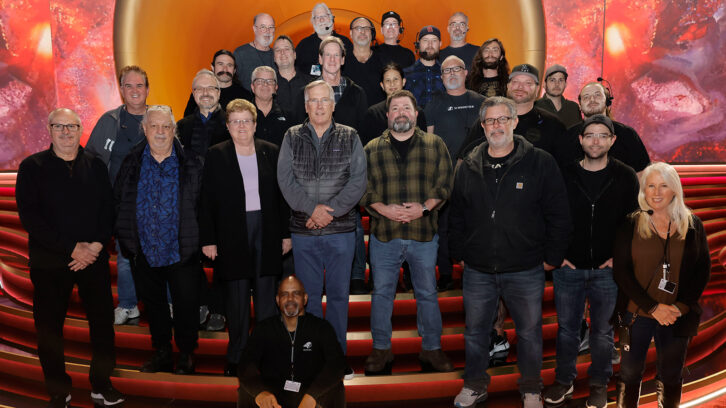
558, 120, 650, 172
613, 215, 711, 337
177, 108, 230, 157
198, 139, 290, 281
448, 135, 571, 273
238, 314, 345, 401
562, 158, 639, 268
114, 139, 204, 264
16, 146, 113, 269
295, 76, 368, 130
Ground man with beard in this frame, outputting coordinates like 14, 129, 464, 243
362, 89, 454, 376
439, 12, 479, 69
273, 35, 313, 119
250, 66, 291, 147
295, 3, 354, 77
178, 69, 230, 157
543, 115, 638, 408
423, 56, 484, 292
374, 11, 415, 69
234, 13, 276, 92
557, 82, 650, 174
343, 16, 385, 107
466, 38, 510, 98
183, 50, 253, 117
237, 276, 346, 408
535, 64, 582, 128
404, 25, 445, 108
449, 97, 570, 408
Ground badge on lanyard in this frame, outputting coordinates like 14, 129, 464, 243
284, 380, 301, 392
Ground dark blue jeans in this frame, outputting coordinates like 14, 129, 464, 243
553, 267, 617, 386
462, 265, 545, 394
619, 312, 690, 386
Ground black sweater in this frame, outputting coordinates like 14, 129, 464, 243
177, 108, 230, 157
16, 147, 114, 269
238, 314, 345, 401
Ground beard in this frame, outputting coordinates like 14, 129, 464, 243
419, 48, 439, 61
216, 71, 233, 83
582, 102, 606, 117
282, 301, 300, 317
390, 116, 414, 132
483, 59, 499, 70
314, 22, 333, 36
444, 76, 463, 90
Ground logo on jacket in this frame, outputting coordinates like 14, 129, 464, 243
303, 341, 312, 351
516, 182, 524, 190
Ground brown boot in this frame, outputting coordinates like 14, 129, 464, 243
616, 381, 641, 408
364, 348, 394, 375
419, 348, 454, 372
656, 379, 682, 408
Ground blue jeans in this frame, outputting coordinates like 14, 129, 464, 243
619, 312, 690, 386
553, 267, 617, 386
116, 241, 137, 309
462, 265, 545, 394
369, 234, 442, 350
291, 232, 355, 354
351, 212, 367, 281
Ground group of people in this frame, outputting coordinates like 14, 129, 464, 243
15, 3, 711, 408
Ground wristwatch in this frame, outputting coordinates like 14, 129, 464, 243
422, 203, 430, 217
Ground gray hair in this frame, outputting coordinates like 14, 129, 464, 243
450, 11, 469, 24
192, 68, 220, 90
253, 13, 274, 26
442, 55, 465, 68
479, 96, 517, 122
251, 65, 278, 83
304, 80, 335, 102
142, 105, 176, 129
47, 108, 81, 126
311, 3, 332, 21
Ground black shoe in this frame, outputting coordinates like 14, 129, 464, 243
224, 362, 238, 377
437, 275, 454, 292
140, 346, 173, 373
350, 279, 369, 295
175, 352, 195, 375
344, 365, 355, 380
47, 394, 70, 408
91, 385, 125, 406
206, 313, 226, 331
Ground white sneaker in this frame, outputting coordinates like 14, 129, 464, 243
113, 306, 139, 325
454, 386, 487, 407
169, 303, 174, 319
522, 393, 543, 408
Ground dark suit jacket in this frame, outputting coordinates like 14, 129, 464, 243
199, 139, 290, 280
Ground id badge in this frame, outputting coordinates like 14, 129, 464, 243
284, 380, 301, 393
658, 278, 676, 294
310, 65, 322, 76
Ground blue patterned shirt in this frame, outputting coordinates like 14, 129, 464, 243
403, 60, 444, 108
137, 145, 180, 267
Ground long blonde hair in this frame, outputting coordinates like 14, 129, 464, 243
633, 162, 692, 239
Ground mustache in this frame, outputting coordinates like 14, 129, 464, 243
216, 71, 232, 78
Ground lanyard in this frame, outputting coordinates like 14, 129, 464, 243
651, 219, 672, 280
287, 328, 296, 381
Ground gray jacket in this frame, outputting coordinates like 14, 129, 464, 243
277, 120, 366, 235
86, 105, 123, 167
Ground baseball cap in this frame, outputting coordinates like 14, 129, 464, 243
582, 114, 615, 135
509, 64, 540, 84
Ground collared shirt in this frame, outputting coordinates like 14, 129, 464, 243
137, 145, 180, 267
362, 128, 453, 242
403, 60, 445, 108
328, 76, 347, 103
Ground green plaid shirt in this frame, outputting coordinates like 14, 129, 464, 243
361, 128, 453, 242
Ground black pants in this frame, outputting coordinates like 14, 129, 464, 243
131, 254, 200, 353
226, 210, 278, 363
237, 381, 346, 408
30, 259, 115, 397
199, 264, 226, 316
436, 202, 452, 278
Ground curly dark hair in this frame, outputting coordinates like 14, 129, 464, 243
466, 38, 510, 97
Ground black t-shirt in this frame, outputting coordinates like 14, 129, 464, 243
424, 90, 485, 160
439, 43, 479, 70
374, 43, 415, 69
389, 134, 412, 160
576, 164, 611, 200
476, 76, 503, 98
343, 50, 386, 107
484, 142, 517, 183
276, 72, 313, 123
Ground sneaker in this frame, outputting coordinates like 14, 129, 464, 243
543, 382, 573, 406
437, 275, 454, 292
140, 346, 173, 373
46, 394, 70, 408
611, 346, 621, 364
91, 385, 125, 406
418, 348, 453, 372
113, 305, 140, 325
175, 352, 195, 375
169, 303, 174, 319
344, 365, 355, 381
585, 384, 608, 408
522, 393, 543, 408
489, 331, 510, 356
350, 279, 369, 295
454, 386, 487, 407
199, 305, 210, 325
364, 348, 394, 374
206, 313, 226, 331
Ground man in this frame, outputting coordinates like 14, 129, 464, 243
449, 97, 571, 408
362, 89, 454, 375
183, 50, 253, 117
16, 108, 123, 407
543, 115, 638, 408
237, 276, 345, 408
272, 35, 313, 118
86, 65, 148, 326
277, 80, 366, 380
374, 11, 415, 68
343, 16, 385, 106
404, 25, 445, 108
233, 13, 276, 91
424, 56, 484, 291
250, 66, 291, 146
557, 82, 650, 173
534, 64, 582, 128
439, 12, 479, 69
295, 3, 354, 77
460, 64, 566, 159
178, 69, 230, 156
466, 38, 510, 97
115, 105, 204, 375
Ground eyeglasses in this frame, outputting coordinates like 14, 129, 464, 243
442, 66, 465, 74
253, 78, 277, 86
50, 123, 81, 131
255, 25, 275, 32
229, 119, 255, 126
193, 86, 220, 93
352, 26, 373, 33
582, 132, 613, 140
307, 97, 333, 105
483, 116, 513, 126
448, 22, 467, 29
383, 23, 399, 29
274, 47, 293, 54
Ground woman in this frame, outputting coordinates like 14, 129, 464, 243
198, 99, 291, 376
613, 162, 710, 408
465, 38, 510, 97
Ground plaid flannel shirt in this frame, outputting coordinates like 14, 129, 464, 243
361, 127, 453, 242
